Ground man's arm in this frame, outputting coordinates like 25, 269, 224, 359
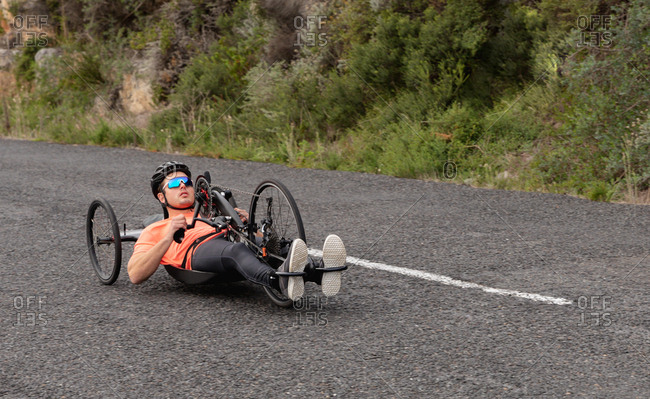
127, 214, 186, 284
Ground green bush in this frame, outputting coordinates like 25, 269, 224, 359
7, 0, 648, 203
376, 122, 448, 178
545, 0, 650, 197
14, 44, 41, 84
92, 120, 139, 147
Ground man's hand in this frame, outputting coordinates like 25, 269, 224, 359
235, 208, 249, 223
165, 214, 187, 242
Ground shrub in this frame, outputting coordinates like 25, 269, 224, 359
14, 43, 42, 84
549, 0, 650, 196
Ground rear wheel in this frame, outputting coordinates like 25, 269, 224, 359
249, 180, 306, 307
86, 198, 122, 285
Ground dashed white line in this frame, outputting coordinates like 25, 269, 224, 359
309, 249, 572, 306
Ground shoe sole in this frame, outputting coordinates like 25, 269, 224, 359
287, 239, 308, 300
321, 235, 346, 297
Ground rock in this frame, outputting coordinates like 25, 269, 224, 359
93, 96, 110, 118
1, 13, 10, 35
34, 47, 60, 68
0, 48, 19, 70
15, 0, 49, 18
370, 0, 392, 12
0, 70, 16, 97
496, 171, 510, 180
120, 73, 155, 115
119, 44, 161, 116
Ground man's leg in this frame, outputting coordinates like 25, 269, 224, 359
191, 238, 276, 288
191, 237, 308, 300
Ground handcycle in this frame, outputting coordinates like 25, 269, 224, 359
85, 172, 337, 307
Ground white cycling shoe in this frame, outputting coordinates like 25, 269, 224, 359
320, 235, 347, 297
277, 239, 308, 300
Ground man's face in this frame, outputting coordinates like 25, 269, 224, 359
158, 172, 194, 208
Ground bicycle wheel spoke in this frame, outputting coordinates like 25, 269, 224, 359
97, 243, 112, 277
91, 210, 115, 278
277, 191, 289, 239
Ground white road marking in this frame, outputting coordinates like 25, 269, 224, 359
309, 249, 572, 306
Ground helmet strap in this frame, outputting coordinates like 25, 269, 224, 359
161, 191, 195, 211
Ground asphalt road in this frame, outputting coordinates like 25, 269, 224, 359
1, 138, 649, 398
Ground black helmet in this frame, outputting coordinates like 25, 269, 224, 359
150, 161, 192, 198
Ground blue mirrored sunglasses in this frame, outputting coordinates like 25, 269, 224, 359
165, 176, 193, 189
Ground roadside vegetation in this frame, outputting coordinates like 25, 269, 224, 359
1, 0, 649, 203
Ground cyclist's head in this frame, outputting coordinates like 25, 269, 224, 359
150, 161, 192, 199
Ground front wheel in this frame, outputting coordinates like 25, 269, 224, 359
194, 176, 213, 218
249, 180, 306, 307
86, 198, 122, 285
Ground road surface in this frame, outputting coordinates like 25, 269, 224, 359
1, 138, 649, 398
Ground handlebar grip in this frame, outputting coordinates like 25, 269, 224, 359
173, 228, 185, 244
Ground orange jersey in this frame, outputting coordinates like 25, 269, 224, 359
132, 212, 222, 269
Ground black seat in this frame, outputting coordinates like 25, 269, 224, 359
142, 213, 164, 227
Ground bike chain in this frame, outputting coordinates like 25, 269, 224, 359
210, 184, 260, 198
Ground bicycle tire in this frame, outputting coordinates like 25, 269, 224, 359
249, 180, 306, 307
86, 198, 122, 285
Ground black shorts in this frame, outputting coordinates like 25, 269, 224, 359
191, 237, 274, 288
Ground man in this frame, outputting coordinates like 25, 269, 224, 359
127, 161, 347, 301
